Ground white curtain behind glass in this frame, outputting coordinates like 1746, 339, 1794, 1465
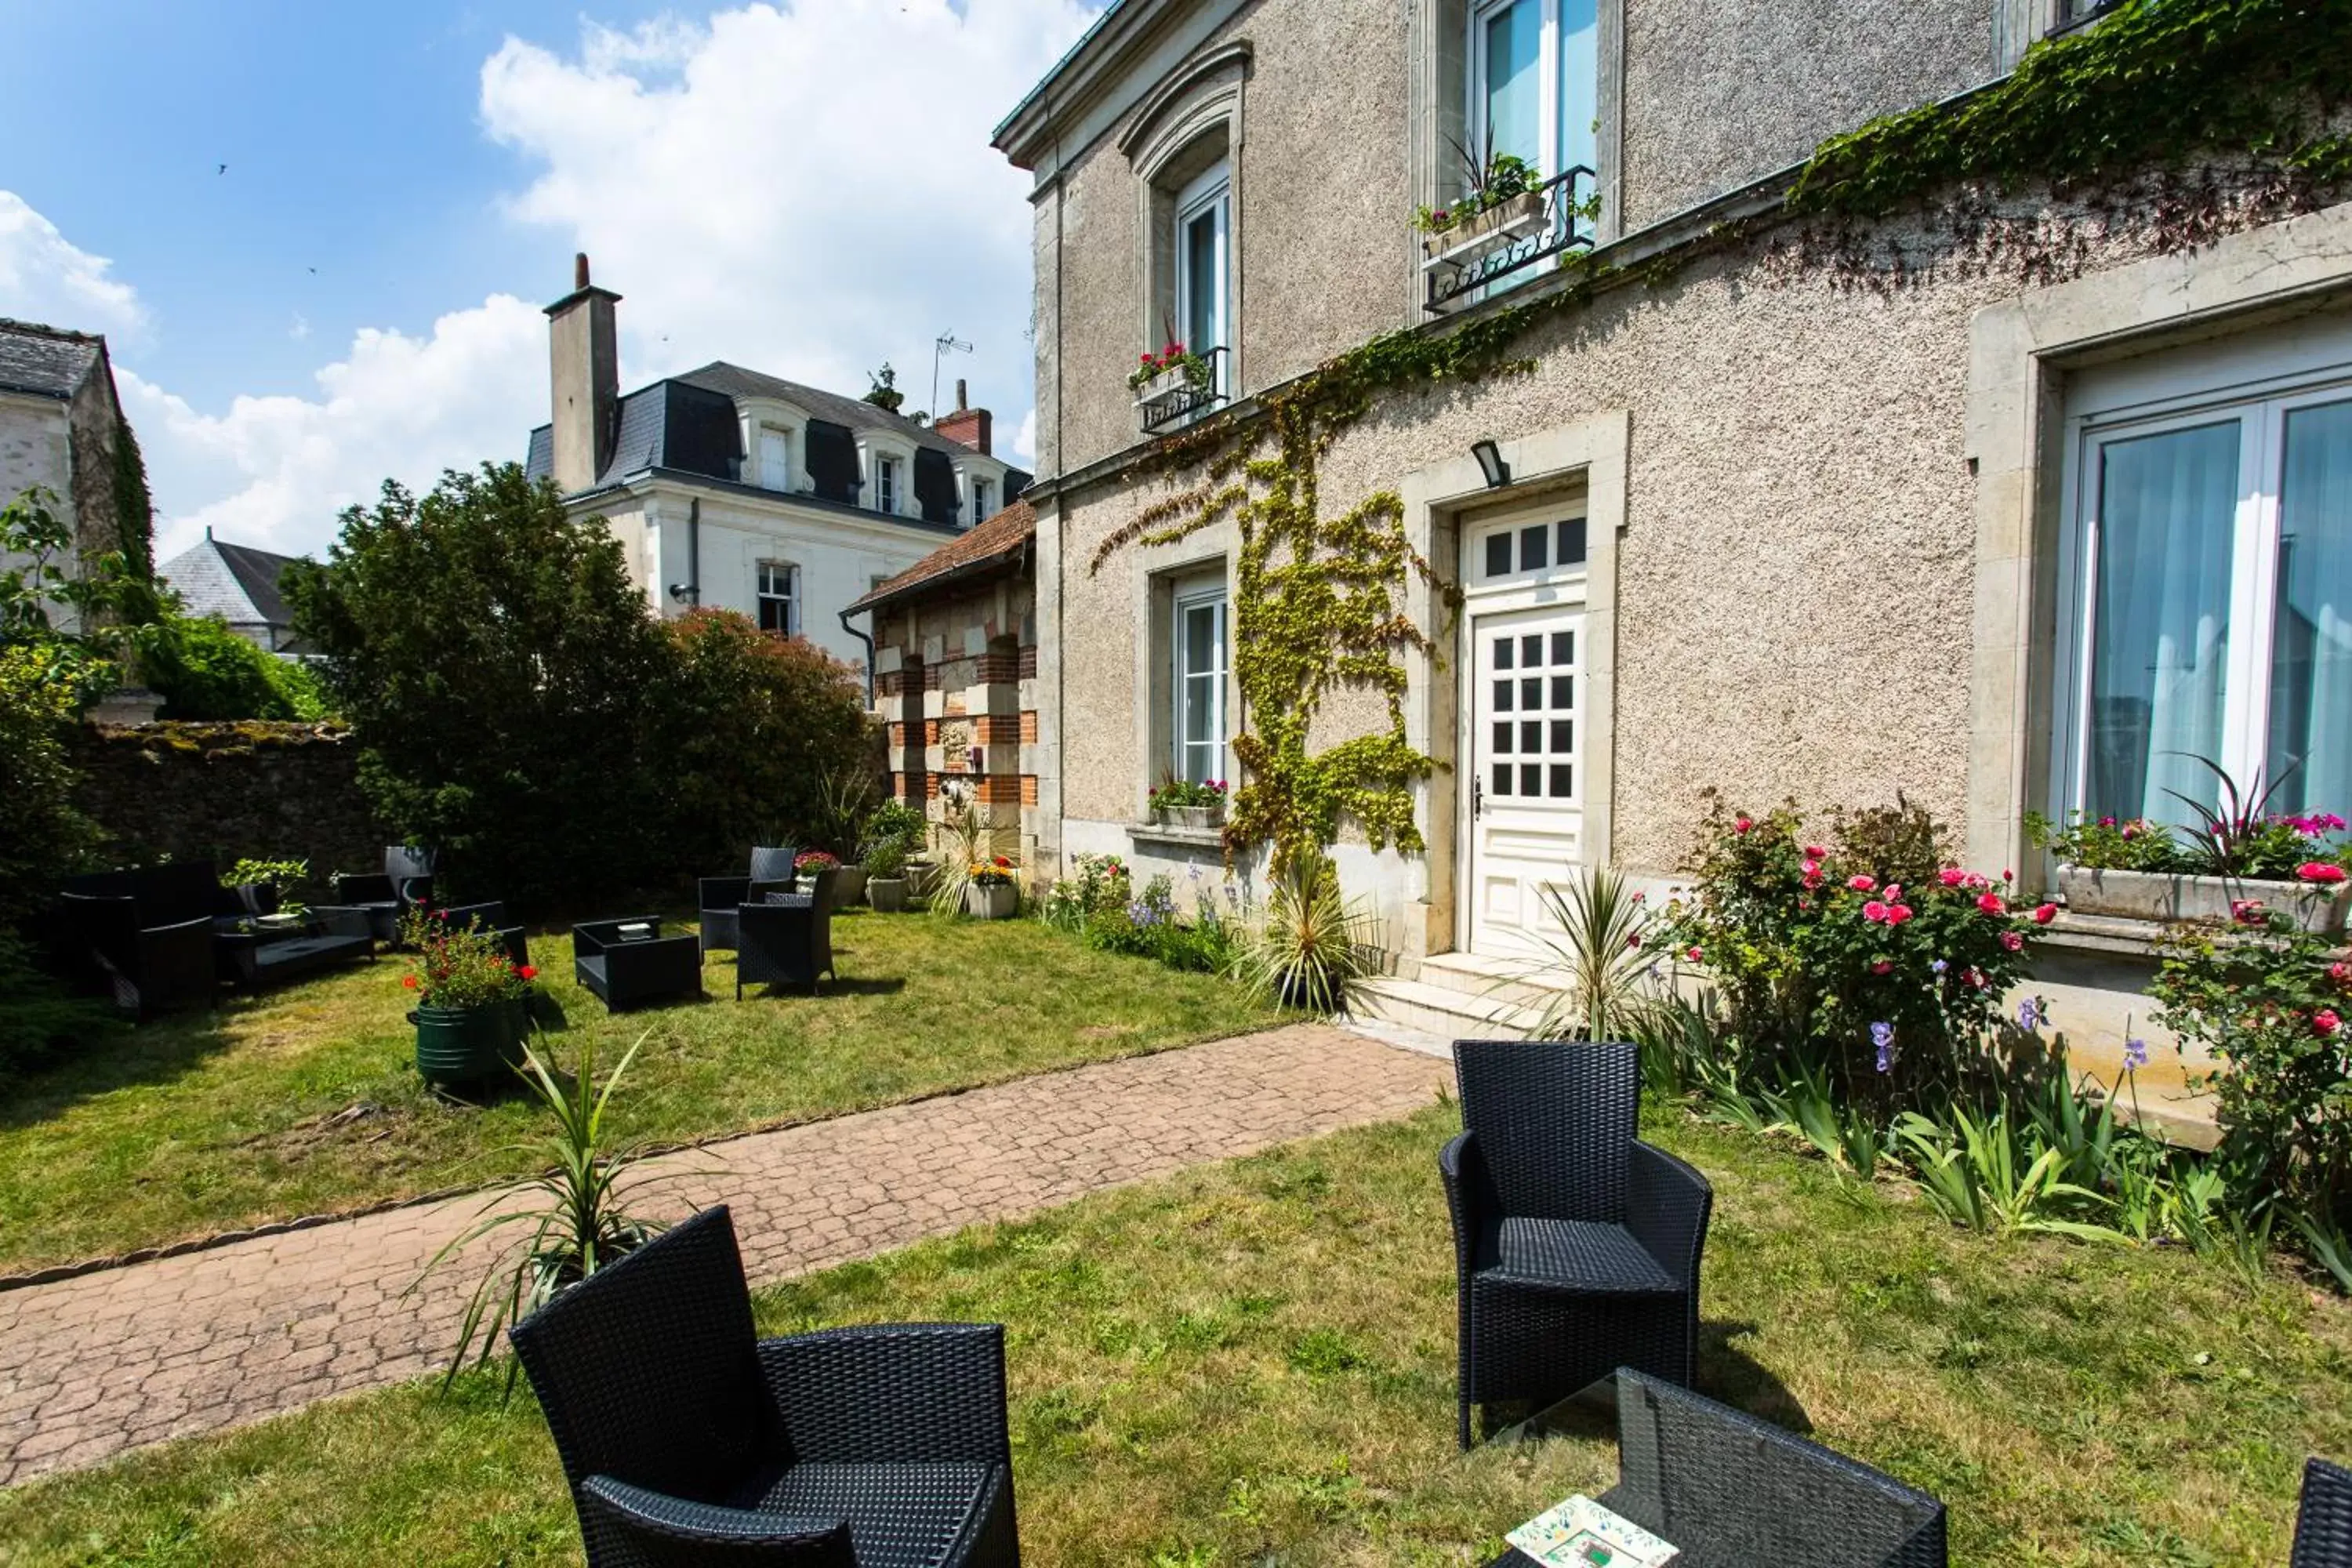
2270, 399, 2352, 813
2089, 420, 2240, 824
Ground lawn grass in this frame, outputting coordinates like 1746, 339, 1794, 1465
0, 911, 1279, 1275
3, 1098, 2347, 1566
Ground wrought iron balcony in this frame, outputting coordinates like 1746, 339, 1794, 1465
1423, 165, 1599, 315
1135, 345, 1229, 435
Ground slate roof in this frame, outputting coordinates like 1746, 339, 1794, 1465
524, 361, 1030, 500
0, 319, 104, 401
847, 498, 1036, 615
158, 532, 309, 648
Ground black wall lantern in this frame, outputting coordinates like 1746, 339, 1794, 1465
1472, 439, 1511, 488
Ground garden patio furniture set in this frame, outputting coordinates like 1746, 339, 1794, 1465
565, 848, 846, 1011
505, 1036, 2352, 1568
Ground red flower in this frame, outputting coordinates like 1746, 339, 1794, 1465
1999, 931, 2024, 953
993, 855, 1011, 868
1862, 900, 1890, 924
1936, 867, 1967, 887
1870, 960, 1893, 975
1848, 874, 1876, 892
2031, 903, 2057, 924
1733, 816, 1752, 834
401, 974, 418, 989
2231, 898, 2267, 924
1885, 904, 1914, 926
1686, 946, 1703, 963
1976, 892, 2006, 916
1803, 845, 1828, 860
517, 965, 538, 981
2297, 862, 2348, 884
2330, 961, 2352, 989
2317, 1008, 2343, 1037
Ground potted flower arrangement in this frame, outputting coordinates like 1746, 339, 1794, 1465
1149, 776, 1229, 829
796, 848, 860, 903
865, 835, 910, 913
2029, 763, 2352, 934
1414, 150, 1544, 262
401, 907, 538, 1085
1129, 337, 1214, 408
964, 855, 1019, 920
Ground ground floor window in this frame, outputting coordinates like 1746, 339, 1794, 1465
757, 561, 799, 636
1174, 584, 1228, 785
2064, 353, 2352, 824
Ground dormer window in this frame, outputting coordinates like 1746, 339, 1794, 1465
971, 477, 993, 526
876, 455, 902, 514
753, 422, 793, 491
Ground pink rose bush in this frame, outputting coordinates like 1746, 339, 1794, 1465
1661, 795, 2045, 1113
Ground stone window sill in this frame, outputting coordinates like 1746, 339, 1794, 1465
1124, 822, 1225, 852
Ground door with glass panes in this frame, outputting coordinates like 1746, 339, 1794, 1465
1468, 604, 1585, 955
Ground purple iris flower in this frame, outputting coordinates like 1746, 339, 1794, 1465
2123, 1036, 2150, 1069
1870, 1021, 1895, 1073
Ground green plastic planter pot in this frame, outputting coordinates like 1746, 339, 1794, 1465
410, 1000, 523, 1085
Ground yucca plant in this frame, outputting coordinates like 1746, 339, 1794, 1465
1515, 864, 1668, 1042
927, 790, 989, 916
411, 1027, 676, 1389
1229, 849, 1380, 1014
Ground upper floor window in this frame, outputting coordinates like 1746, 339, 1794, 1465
754, 423, 793, 492
2058, 342, 2352, 829
757, 561, 799, 636
1468, 0, 1598, 188
1175, 162, 1231, 394
971, 477, 993, 526
2054, 0, 2124, 29
875, 455, 902, 515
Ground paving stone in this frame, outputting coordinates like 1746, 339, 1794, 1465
0, 1024, 1442, 1486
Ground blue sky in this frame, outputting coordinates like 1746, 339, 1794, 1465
0, 1, 1094, 558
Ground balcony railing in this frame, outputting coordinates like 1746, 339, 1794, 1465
1135, 346, 1229, 436
1423, 165, 1598, 315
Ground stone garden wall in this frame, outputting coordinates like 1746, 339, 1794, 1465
68, 722, 391, 893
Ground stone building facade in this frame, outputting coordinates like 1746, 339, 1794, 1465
992, 0, 2352, 1116
850, 500, 1044, 864
0, 318, 145, 627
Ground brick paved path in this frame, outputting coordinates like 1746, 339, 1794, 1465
0, 1025, 1443, 1486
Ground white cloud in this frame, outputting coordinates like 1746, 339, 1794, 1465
1012, 407, 1036, 463
480, 0, 1078, 452
119, 296, 548, 560
0, 191, 144, 338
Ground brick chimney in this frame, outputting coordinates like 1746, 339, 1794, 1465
932, 377, 992, 456
545, 252, 622, 495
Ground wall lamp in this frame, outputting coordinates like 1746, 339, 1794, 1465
1471, 439, 1511, 488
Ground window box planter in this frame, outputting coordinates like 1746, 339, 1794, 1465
1132, 363, 1207, 407
1421, 191, 1548, 265
867, 876, 909, 913
2057, 865, 2352, 934
1152, 804, 1224, 832
964, 882, 1018, 920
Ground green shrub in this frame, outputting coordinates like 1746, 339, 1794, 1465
0, 645, 101, 929
142, 615, 316, 720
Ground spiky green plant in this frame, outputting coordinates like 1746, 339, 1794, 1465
1229, 851, 1380, 1014
1516, 864, 1668, 1042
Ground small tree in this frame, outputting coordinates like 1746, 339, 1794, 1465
285, 465, 673, 906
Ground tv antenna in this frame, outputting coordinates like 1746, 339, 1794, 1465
931, 332, 973, 419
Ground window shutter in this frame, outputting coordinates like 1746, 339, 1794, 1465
913, 448, 957, 524
804, 419, 860, 503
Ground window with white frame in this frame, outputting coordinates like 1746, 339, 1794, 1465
1468, 0, 1599, 190
1174, 583, 1229, 786
1174, 162, 1230, 394
874, 455, 901, 514
971, 477, 993, 527
756, 561, 799, 636
2058, 340, 2352, 828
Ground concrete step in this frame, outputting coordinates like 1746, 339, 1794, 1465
1351, 975, 1548, 1042
1414, 949, 1577, 1012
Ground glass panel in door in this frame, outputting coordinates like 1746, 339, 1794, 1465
2267, 397, 2352, 814
2086, 419, 2240, 826
1471, 607, 1583, 956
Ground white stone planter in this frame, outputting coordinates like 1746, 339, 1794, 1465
1421, 191, 1548, 264
2058, 864, 2352, 934
1160, 804, 1222, 831
964, 882, 1018, 920
868, 877, 909, 913
833, 866, 869, 907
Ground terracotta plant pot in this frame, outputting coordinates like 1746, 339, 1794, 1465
869, 877, 909, 913
964, 882, 1018, 920
2056, 865, 2352, 933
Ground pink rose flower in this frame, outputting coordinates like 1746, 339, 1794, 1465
1686, 946, 1703, 963
1849, 875, 1877, 892
2232, 898, 2266, 924
2317, 1008, 2343, 1037
2000, 931, 2024, 952
2329, 960, 2352, 988
1804, 846, 1828, 860
1862, 900, 1889, 923
1938, 868, 1966, 887
1871, 960, 1893, 975
1976, 893, 2006, 916
2297, 862, 2348, 884
2032, 903, 2056, 924
1733, 816, 1752, 834
1886, 904, 1914, 926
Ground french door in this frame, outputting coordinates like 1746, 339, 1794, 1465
1468, 604, 1585, 955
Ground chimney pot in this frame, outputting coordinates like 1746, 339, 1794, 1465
956, 378, 968, 412
575, 252, 590, 289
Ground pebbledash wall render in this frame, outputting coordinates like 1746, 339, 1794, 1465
994, 0, 2352, 1119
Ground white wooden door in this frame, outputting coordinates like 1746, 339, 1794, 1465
1468, 604, 1585, 956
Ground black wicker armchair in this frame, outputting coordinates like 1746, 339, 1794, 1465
434, 901, 531, 971
509, 1205, 1019, 1568
2297, 1457, 2352, 1567
1485, 1369, 1945, 1567
699, 846, 800, 956
1442, 1038, 1711, 1450
575, 918, 703, 1011
736, 868, 841, 999
328, 846, 438, 943
56, 862, 219, 1017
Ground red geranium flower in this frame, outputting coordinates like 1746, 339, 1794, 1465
517, 965, 538, 981
401, 974, 418, 989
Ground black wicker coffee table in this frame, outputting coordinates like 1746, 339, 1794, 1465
1484, 1370, 1946, 1568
